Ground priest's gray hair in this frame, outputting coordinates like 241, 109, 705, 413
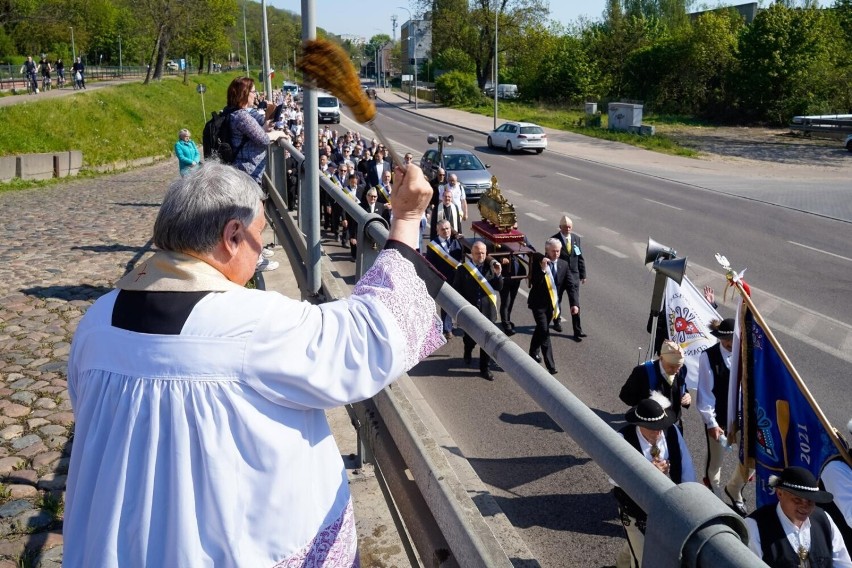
544, 237, 561, 251
153, 162, 264, 254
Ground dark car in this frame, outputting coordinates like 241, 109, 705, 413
420, 147, 493, 202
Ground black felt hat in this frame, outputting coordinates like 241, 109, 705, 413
710, 318, 735, 338
769, 466, 833, 504
624, 392, 677, 431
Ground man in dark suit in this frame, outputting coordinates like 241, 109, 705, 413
284, 150, 299, 212
619, 340, 691, 425
552, 215, 586, 339
425, 219, 464, 338
361, 187, 389, 222
366, 148, 392, 188
498, 223, 529, 337
453, 241, 502, 380
527, 238, 569, 375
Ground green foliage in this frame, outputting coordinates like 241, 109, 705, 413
435, 70, 480, 105
0, 72, 239, 170
434, 47, 475, 74
526, 34, 595, 103
734, 4, 839, 124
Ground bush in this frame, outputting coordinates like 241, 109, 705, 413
435, 71, 480, 106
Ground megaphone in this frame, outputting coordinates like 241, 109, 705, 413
652, 256, 687, 285
444, 134, 454, 145
645, 237, 676, 265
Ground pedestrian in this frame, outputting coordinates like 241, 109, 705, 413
453, 240, 502, 380
174, 128, 200, 176
745, 466, 851, 567
611, 392, 696, 568
440, 173, 469, 222
527, 238, 569, 375
425, 219, 464, 338
71, 56, 86, 89
227, 76, 287, 185
551, 215, 586, 340
498, 223, 529, 336
431, 187, 462, 235
64, 160, 442, 567
696, 318, 753, 516
620, 339, 691, 425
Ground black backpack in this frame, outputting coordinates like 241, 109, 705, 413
202, 107, 244, 163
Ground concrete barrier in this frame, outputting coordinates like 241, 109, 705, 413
54, 150, 83, 178
0, 156, 15, 183
16, 153, 55, 180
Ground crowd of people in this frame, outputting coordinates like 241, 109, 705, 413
159, 76, 851, 568
20, 54, 83, 93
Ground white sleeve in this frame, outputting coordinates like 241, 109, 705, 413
696, 351, 718, 428
245, 248, 442, 410
744, 517, 763, 559
828, 513, 852, 567
822, 461, 852, 527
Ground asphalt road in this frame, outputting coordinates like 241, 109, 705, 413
335, 100, 852, 567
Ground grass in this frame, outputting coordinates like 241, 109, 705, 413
35, 492, 64, 522
0, 72, 241, 191
456, 99, 700, 157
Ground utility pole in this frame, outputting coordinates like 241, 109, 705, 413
70, 27, 76, 61
493, 6, 499, 130
118, 35, 122, 77
261, 0, 273, 97
243, 1, 250, 75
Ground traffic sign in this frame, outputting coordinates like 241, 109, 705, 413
196, 84, 206, 94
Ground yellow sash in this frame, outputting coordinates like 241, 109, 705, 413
427, 241, 460, 270
544, 263, 561, 322
463, 260, 496, 308
376, 184, 391, 205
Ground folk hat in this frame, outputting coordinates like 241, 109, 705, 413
659, 340, 685, 365
768, 466, 833, 504
710, 318, 735, 338
624, 392, 677, 431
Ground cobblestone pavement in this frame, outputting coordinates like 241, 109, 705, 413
0, 160, 175, 567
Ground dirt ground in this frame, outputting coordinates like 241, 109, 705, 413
657, 124, 851, 170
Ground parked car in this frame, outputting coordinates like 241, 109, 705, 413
420, 146, 493, 202
165, 60, 179, 71
317, 95, 340, 124
497, 84, 519, 99
846, 134, 852, 152
487, 121, 548, 154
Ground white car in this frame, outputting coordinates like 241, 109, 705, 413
487, 121, 547, 154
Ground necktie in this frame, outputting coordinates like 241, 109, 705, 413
550, 263, 557, 281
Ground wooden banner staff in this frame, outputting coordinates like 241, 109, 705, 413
717, 254, 852, 468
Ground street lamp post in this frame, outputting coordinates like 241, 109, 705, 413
118, 35, 122, 77
243, 1, 250, 75
493, 6, 498, 130
70, 27, 76, 62
397, 6, 418, 110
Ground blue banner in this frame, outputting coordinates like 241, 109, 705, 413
740, 307, 843, 508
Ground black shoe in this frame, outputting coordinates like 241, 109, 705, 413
501, 322, 516, 336
530, 352, 542, 363
571, 335, 583, 342
553, 323, 563, 333
547, 366, 558, 375
508, 321, 516, 330
463, 352, 472, 365
577, 332, 588, 338
724, 488, 748, 517
480, 369, 494, 381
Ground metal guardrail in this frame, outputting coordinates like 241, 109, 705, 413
262, 137, 766, 568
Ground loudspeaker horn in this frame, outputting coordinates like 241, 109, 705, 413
653, 256, 687, 285
645, 237, 676, 265
445, 134, 454, 145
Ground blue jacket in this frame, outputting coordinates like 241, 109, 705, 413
174, 139, 200, 175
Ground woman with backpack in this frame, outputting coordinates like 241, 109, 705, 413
226, 77, 286, 185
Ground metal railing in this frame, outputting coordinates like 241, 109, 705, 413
262, 137, 766, 568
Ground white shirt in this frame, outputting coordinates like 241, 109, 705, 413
745, 503, 852, 566
696, 343, 731, 429
822, 460, 852, 527
65, 250, 442, 567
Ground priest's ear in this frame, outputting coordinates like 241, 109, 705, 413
222, 219, 244, 254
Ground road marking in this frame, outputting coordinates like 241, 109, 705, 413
506, 190, 523, 197
525, 212, 547, 222
563, 212, 582, 220
501, 156, 516, 161
643, 198, 683, 211
596, 245, 628, 258
556, 172, 582, 181
530, 200, 549, 207
599, 227, 620, 235
518, 288, 529, 298
789, 241, 852, 263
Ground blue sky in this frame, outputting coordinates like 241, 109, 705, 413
267, 1, 609, 38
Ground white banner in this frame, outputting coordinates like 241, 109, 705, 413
664, 277, 721, 390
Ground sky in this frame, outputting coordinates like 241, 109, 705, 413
267, 1, 608, 39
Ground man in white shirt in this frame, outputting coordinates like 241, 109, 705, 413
746, 466, 851, 567
696, 318, 753, 516
440, 173, 468, 222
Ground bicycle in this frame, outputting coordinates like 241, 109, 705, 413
56, 72, 65, 89
41, 75, 51, 92
25, 72, 38, 94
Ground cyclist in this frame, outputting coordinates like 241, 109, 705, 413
39, 54, 52, 91
55, 58, 65, 88
72, 56, 86, 89
22, 55, 38, 94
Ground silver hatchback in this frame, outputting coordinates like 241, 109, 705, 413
420, 147, 493, 202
